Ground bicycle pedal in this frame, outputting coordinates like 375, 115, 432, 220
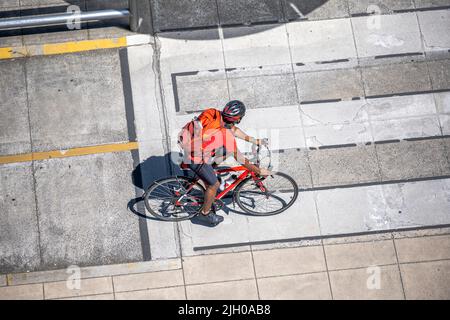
212, 199, 224, 212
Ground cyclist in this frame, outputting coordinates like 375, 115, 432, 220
178, 100, 271, 226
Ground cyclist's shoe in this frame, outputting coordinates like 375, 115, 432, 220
196, 211, 224, 227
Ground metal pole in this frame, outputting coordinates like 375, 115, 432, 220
0, 9, 130, 31
128, 0, 153, 34
129, 0, 138, 32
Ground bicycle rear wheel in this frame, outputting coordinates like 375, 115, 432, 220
234, 172, 299, 216
143, 177, 205, 221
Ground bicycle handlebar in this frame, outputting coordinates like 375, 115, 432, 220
251, 142, 272, 170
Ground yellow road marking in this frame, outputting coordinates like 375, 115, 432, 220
43, 37, 127, 55
0, 37, 128, 60
0, 153, 33, 164
0, 142, 138, 165
0, 47, 13, 59
0, 47, 31, 59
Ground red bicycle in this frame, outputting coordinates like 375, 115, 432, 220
143, 145, 299, 221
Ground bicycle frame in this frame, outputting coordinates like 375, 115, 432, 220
175, 145, 271, 206
175, 166, 262, 208
214, 144, 272, 199
214, 166, 251, 200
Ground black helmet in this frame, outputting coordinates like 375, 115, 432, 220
223, 100, 246, 124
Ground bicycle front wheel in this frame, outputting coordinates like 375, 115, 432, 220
234, 172, 299, 216
143, 177, 205, 222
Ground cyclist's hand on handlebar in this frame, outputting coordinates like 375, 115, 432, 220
257, 138, 269, 147
259, 168, 272, 177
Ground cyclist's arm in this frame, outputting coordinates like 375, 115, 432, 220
231, 126, 262, 145
233, 149, 270, 176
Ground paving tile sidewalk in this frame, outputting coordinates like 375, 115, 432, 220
1, 228, 449, 300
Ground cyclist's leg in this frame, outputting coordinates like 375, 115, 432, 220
189, 163, 220, 215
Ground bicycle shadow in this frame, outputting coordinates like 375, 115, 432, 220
127, 195, 248, 227
127, 151, 252, 225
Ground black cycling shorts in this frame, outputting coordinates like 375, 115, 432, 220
189, 163, 219, 186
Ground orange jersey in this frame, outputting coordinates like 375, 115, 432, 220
183, 108, 237, 163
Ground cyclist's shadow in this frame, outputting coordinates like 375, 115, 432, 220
128, 152, 181, 220
127, 152, 248, 222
